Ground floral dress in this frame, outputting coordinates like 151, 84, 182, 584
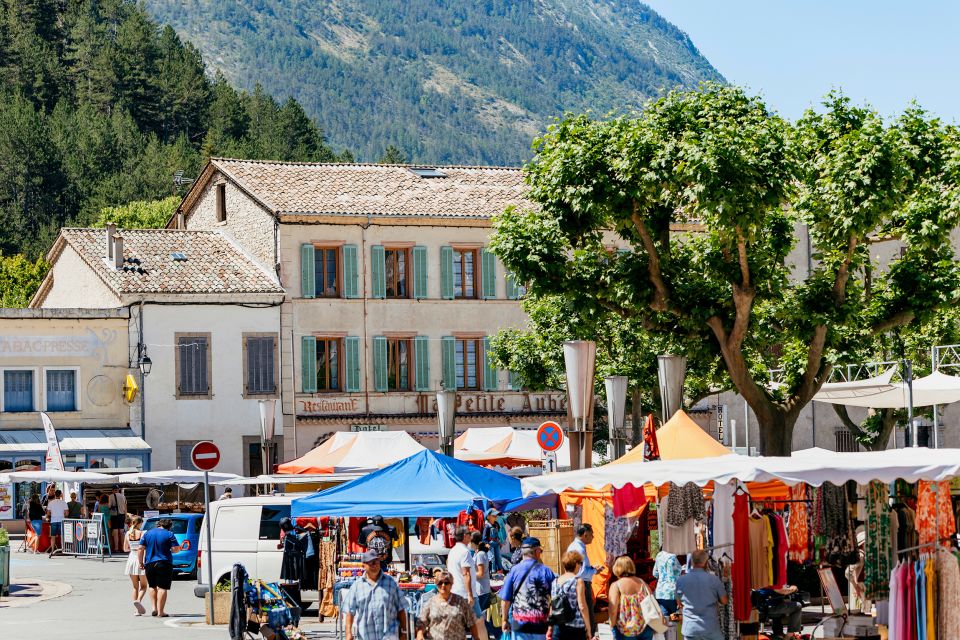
652, 551, 681, 600
418, 592, 475, 640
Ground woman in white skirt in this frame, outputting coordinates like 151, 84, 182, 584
124, 515, 148, 615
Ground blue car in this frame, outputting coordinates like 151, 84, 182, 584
143, 513, 203, 578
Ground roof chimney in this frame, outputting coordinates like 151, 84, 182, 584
176, 211, 185, 230
106, 223, 116, 260
113, 235, 124, 270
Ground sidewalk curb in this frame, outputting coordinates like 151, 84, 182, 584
0, 580, 73, 608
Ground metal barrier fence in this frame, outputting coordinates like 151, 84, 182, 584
62, 513, 110, 561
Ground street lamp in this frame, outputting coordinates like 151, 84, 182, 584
436, 389, 457, 457
259, 399, 277, 478
657, 354, 686, 422
605, 376, 628, 460
563, 340, 596, 470
138, 346, 151, 448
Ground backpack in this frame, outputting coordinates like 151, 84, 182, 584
549, 578, 576, 625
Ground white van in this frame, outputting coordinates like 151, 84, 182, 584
193, 495, 317, 604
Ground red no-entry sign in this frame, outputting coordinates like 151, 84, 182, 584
190, 441, 220, 471
536, 421, 564, 452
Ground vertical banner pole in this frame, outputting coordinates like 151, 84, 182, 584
204, 470, 215, 625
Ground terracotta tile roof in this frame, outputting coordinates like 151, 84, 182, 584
211, 158, 531, 217
60, 229, 283, 295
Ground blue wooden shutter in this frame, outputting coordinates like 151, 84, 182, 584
482, 337, 498, 390
441, 336, 457, 390
300, 244, 315, 299
509, 370, 521, 391
505, 272, 519, 300
412, 246, 428, 299
440, 246, 454, 300
370, 245, 385, 299
372, 336, 388, 392
481, 249, 496, 299
414, 336, 430, 391
344, 336, 361, 392
342, 244, 359, 298
301, 336, 317, 393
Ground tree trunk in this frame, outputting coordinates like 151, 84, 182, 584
756, 410, 796, 456
630, 387, 643, 446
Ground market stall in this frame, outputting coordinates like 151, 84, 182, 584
276, 431, 425, 475
453, 426, 571, 469
521, 446, 960, 640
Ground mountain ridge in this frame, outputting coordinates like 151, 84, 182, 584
143, 0, 723, 165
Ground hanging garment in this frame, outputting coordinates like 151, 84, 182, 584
935, 548, 960, 640
916, 559, 926, 640
925, 558, 936, 640
891, 508, 900, 561
764, 515, 775, 585
748, 514, 771, 589
936, 482, 956, 544
666, 482, 705, 526
888, 564, 899, 640
774, 514, 788, 588
865, 481, 893, 600
416, 517, 432, 545
661, 495, 697, 555
732, 491, 752, 622
604, 503, 633, 564
787, 485, 810, 563
712, 481, 736, 559
918, 482, 940, 546
905, 561, 917, 640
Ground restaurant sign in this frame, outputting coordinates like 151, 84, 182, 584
297, 392, 567, 417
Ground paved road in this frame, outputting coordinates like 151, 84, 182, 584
2, 549, 335, 639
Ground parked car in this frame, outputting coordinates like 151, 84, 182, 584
142, 513, 203, 578
412, 552, 447, 576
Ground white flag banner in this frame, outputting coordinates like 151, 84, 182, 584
41, 412, 65, 471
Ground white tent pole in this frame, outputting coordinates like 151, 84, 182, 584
932, 346, 940, 449
905, 360, 917, 447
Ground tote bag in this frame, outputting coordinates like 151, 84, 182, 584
640, 583, 668, 633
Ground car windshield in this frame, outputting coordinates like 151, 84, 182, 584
143, 518, 192, 535
415, 554, 442, 565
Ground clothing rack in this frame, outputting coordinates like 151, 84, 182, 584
898, 536, 957, 555
748, 498, 812, 504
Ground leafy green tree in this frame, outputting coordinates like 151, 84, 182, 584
490, 85, 960, 455
378, 145, 409, 164
0, 252, 48, 307
91, 195, 179, 229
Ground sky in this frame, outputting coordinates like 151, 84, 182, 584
640, 1, 960, 122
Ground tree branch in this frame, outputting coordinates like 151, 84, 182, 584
631, 200, 670, 312
832, 404, 871, 441
793, 325, 830, 409
706, 315, 775, 424
832, 236, 858, 304
872, 310, 916, 335
735, 228, 750, 289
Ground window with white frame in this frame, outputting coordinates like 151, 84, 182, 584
3, 369, 35, 412
45, 369, 78, 412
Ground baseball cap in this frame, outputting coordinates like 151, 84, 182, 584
487, 508, 501, 517
361, 549, 381, 563
521, 536, 542, 549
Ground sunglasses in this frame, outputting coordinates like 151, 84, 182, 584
436, 580, 453, 586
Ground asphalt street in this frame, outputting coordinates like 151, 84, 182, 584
1, 548, 336, 639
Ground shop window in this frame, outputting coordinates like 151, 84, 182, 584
455, 338, 482, 390
176, 333, 211, 398
45, 369, 77, 412
88, 456, 116, 469
116, 456, 144, 472
313, 246, 341, 297
244, 334, 278, 397
3, 370, 34, 412
316, 337, 342, 392
453, 248, 478, 299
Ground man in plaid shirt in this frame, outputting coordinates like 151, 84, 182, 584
344, 549, 408, 640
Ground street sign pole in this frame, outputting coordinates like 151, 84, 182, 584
203, 469, 215, 625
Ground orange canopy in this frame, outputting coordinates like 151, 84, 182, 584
613, 410, 731, 464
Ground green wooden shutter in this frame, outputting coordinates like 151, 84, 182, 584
300, 244, 316, 299
372, 336, 388, 392
505, 272, 519, 300
412, 246, 428, 299
370, 245, 385, 299
440, 246, 454, 300
509, 370, 521, 391
481, 249, 496, 299
301, 336, 317, 392
414, 336, 430, 391
342, 244, 359, 298
441, 336, 457, 390
344, 336, 361, 392
482, 337, 498, 390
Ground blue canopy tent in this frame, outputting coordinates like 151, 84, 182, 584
291, 449, 548, 518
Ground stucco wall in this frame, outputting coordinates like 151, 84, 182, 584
139, 303, 282, 476
39, 245, 121, 308
0, 312, 130, 430
184, 171, 277, 272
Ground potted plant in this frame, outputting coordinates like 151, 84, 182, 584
0, 527, 10, 597
204, 577, 232, 624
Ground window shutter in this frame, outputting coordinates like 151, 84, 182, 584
370, 245, 386, 299
482, 337, 498, 390
343, 244, 359, 298
345, 336, 361, 392
262, 338, 276, 393
481, 249, 497, 299
440, 246, 454, 300
301, 336, 317, 393
414, 336, 430, 391
412, 246, 428, 299
300, 244, 316, 299
505, 272, 519, 300
197, 337, 209, 394
509, 370, 521, 391
441, 336, 457, 390
372, 336, 388, 392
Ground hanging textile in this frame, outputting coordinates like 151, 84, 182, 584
708, 556, 735, 640
712, 481, 736, 559
604, 503, 632, 565
773, 514, 788, 588
748, 513, 771, 589
815, 482, 855, 565
936, 548, 960, 640
925, 558, 936, 640
666, 482, 705, 526
889, 563, 899, 640
732, 491, 752, 622
763, 515, 775, 585
787, 484, 810, 562
660, 495, 697, 555
865, 481, 892, 600
642, 414, 660, 461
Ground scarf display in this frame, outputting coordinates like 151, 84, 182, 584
865, 481, 892, 600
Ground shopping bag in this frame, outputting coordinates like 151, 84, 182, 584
640, 587, 668, 633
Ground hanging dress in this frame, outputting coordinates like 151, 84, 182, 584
732, 491, 752, 622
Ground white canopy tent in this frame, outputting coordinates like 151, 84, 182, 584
0, 470, 119, 484
453, 426, 571, 469
520, 447, 960, 496
117, 469, 241, 484
212, 473, 363, 486
813, 370, 960, 408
